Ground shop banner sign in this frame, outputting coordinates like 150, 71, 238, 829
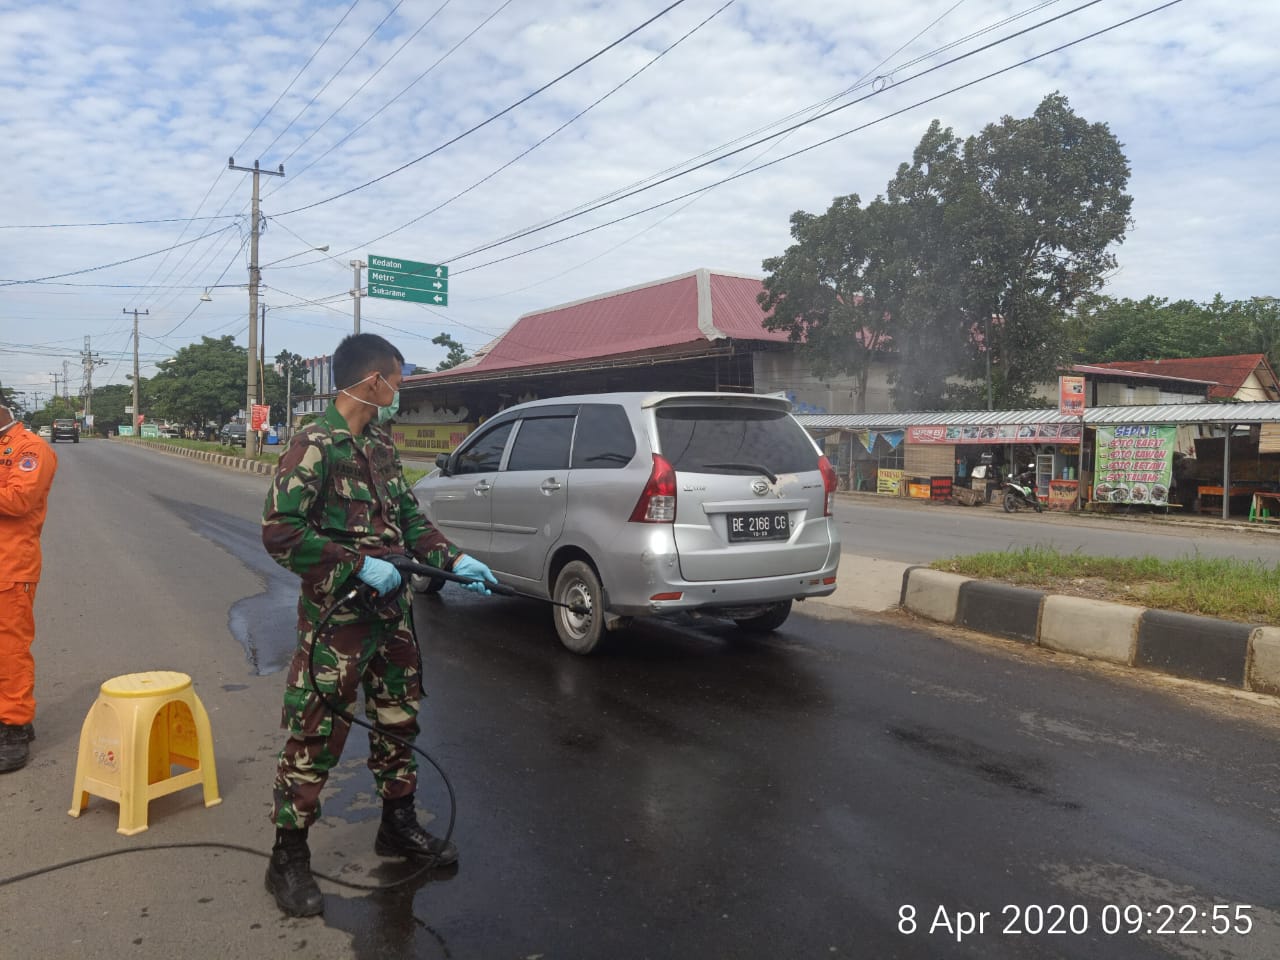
907, 423, 1083, 445
1059, 375, 1086, 417
391, 422, 477, 455
1093, 424, 1175, 505
877, 468, 904, 495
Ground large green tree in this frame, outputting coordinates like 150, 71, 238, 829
431, 333, 471, 371
759, 195, 899, 412
149, 335, 247, 428
762, 93, 1133, 410
1073, 294, 1280, 370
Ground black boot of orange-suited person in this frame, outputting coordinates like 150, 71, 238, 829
0, 722, 30, 773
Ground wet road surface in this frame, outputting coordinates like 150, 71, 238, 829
43, 442, 1280, 958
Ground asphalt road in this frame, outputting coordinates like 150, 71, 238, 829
831, 494, 1280, 565
8, 441, 1279, 960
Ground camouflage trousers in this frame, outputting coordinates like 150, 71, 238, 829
272, 607, 421, 830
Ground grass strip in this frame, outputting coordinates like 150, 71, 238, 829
932, 545, 1280, 625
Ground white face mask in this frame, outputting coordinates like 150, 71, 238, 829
0, 418, 16, 435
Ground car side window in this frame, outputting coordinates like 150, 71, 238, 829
454, 422, 514, 474
506, 416, 574, 472
570, 404, 636, 469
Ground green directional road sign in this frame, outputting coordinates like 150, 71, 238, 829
366, 254, 449, 306
367, 284, 449, 306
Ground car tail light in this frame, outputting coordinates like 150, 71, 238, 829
629, 453, 676, 522
650, 591, 683, 601
818, 455, 837, 516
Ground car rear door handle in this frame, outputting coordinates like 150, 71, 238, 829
473, 480, 491, 495
540, 478, 562, 493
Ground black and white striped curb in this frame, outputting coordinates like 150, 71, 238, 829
899, 567, 1280, 697
111, 437, 275, 476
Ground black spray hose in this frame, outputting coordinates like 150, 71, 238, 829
306, 581, 456, 890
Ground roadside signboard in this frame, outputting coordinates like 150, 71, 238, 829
367, 254, 449, 306
118, 425, 134, 437
1093, 424, 1175, 506
140, 423, 160, 438
251, 404, 271, 432
1059, 376, 1086, 417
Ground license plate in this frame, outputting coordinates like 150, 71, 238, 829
726, 511, 790, 543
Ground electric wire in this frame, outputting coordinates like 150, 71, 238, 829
0, 226, 239, 288
265, 0, 516, 201
280, 1, 453, 166
0, 216, 240, 230
229, 0, 364, 161
305, 0, 738, 265
444, 0, 1148, 270
467, 0, 972, 303
258, 1, 410, 160
272, 0, 690, 217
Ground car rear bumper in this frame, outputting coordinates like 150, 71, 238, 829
594, 529, 840, 616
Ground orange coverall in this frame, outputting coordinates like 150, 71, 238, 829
0, 424, 58, 726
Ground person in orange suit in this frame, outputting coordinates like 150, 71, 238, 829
0, 403, 58, 772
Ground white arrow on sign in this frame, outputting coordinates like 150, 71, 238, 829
432, 281, 442, 289
435, 267, 444, 277
433, 294, 443, 303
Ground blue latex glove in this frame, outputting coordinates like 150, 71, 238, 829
356, 556, 402, 595
452, 554, 498, 595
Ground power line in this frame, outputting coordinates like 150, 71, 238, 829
279, 0, 456, 166
259, 0, 410, 159
0, 225, 239, 287
0, 215, 240, 229
272, 0, 691, 217
444, 0, 1115, 267
307, 0, 738, 265
264, 0, 518, 203
230, 0, 363, 160
450, 0, 1184, 275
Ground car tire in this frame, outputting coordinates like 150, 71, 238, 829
733, 600, 792, 634
411, 575, 445, 595
552, 560, 605, 655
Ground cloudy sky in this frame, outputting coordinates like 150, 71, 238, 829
1, 0, 1276, 405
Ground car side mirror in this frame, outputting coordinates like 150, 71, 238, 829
435, 452, 452, 477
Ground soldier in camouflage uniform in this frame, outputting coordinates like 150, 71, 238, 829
261, 333, 496, 917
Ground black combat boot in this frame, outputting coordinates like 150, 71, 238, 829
265, 827, 324, 917
0, 722, 30, 773
375, 796, 459, 865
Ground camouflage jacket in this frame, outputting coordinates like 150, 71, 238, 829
262, 403, 457, 621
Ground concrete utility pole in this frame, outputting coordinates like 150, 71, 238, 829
81, 335, 105, 422
351, 259, 365, 334
124, 309, 148, 433
229, 157, 284, 457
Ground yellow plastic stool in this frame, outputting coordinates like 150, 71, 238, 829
69, 671, 221, 835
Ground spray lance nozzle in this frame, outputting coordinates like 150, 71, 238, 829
382, 553, 590, 616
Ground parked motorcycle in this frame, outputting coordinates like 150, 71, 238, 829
1002, 465, 1043, 513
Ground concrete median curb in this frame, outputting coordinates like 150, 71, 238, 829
111, 437, 275, 476
900, 566, 1278, 698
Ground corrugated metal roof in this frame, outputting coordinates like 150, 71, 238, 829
1091, 355, 1278, 399
415, 269, 789, 383
708, 272, 790, 342
798, 401, 1280, 430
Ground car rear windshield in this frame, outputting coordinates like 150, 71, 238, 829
654, 405, 818, 475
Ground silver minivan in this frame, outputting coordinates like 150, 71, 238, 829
413, 392, 840, 653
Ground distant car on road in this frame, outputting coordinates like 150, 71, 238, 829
159, 425, 182, 439
51, 419, 79, 443
413, 391, 840, 653
37, 425, 52, 439
220, 422, 247, 447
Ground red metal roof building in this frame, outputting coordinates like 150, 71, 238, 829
414, 268, 788, 384
1089, 355, 1280, 401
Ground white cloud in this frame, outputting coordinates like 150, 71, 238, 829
1, 0, 1276, 397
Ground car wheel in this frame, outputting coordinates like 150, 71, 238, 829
734, 600, 792, 634
411, 575, 445, 595
552, 560, 605, 655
